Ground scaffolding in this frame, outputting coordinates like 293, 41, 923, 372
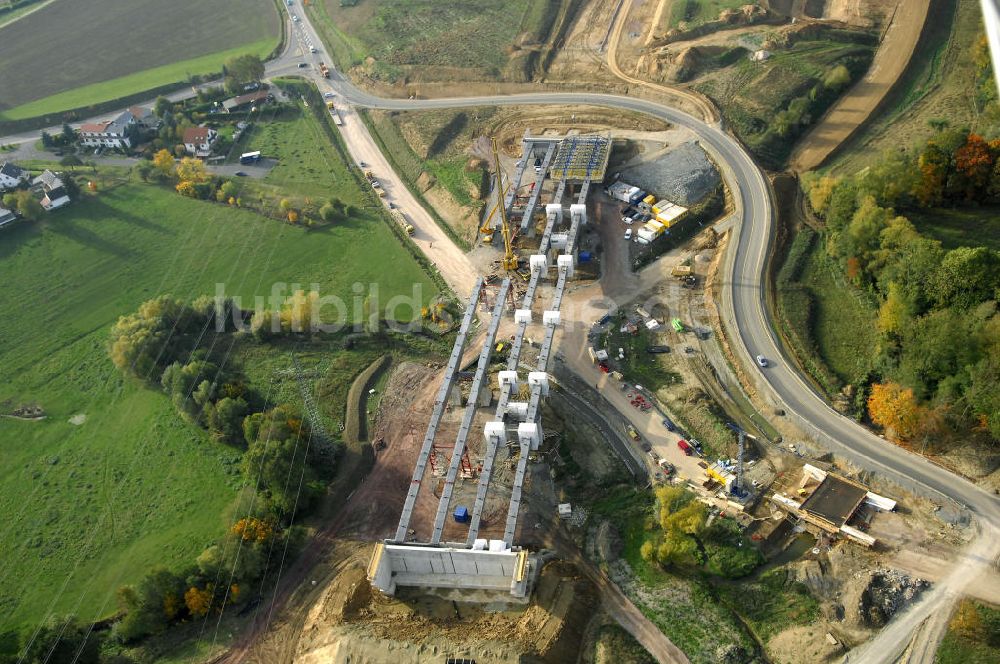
548, 135, 610, 183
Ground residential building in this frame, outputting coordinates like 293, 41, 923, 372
32, 170, 70, 210
79, 110, 135, 149
221, 89, 271, 113
183, 126, 218, 157
127, 105, 159, 129
0, 162, 29, 190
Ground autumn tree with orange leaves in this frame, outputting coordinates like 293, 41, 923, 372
185, 585, 214, 617
232, 517, 274, 543
868, 382, 922, 440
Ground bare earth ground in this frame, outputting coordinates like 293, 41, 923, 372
788, 0, 932, 171
830, 0, 986, 173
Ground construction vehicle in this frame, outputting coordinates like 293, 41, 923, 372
326, 100, 335, 109
490, 137, 519, 271
364, 170, 375, 180
625, 424, 640, 442
671, 265, 692, 278
390, 209, 413, 234
319, 62, 330, 78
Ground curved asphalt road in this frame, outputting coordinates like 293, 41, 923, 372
320, 79, 1000, 662
3, 5, 996, 659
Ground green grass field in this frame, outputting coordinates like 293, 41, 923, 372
936, 600, 1000, 664
0, 0, 56, 29
1, 40, 276, 122
695, 37, 874, 167
829, 0, 978, 174
669, 0, 746, 29
0, 0, 279, 119
234, 106, 362, 204
716, 568, 819, 645
907, 206, 1000, 251
0, 176, 437, 629
775, 227, 878, 395
316, 0, 560, 82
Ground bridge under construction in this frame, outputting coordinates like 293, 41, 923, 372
368, 132, 610, 599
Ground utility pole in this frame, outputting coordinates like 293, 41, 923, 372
290, 352, 330, 443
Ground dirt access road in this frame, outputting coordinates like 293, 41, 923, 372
606, 0, 720, 124
788, 0, 932, 171
332, 103, 477, 297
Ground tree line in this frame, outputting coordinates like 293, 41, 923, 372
803, 125, 1000, 448
640, 486, 761, 578
89, 295, 343, 654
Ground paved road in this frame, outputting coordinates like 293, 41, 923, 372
4, 4, 998, 661
317, 76, 1000, 664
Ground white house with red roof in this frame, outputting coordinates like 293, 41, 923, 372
79, 110, 135, 149
182, 126, 218, 157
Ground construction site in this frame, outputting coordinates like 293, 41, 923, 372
368, 131, 610, 599
231, 119, 979, 663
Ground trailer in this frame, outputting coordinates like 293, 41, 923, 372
606, 180, 646, 204
390, 209, 414, 235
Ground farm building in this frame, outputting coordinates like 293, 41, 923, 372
222, 89, 272, 113
183, 126, 218, 157
0, 162, 29, 190
79, 110, 135, 149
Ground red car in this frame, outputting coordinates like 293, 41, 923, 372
677, 439, 693, 455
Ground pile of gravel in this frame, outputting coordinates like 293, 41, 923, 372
620, 141, 721, 207
858, 569, 929, 627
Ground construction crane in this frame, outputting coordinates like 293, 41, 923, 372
725, 422, 756, 497
490, 136, 519, 272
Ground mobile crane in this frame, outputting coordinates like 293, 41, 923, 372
489, 137, 519, 272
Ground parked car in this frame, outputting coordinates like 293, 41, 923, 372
756, 355, 768, 367
324, 92, 335, 98
646, 345, 670, 354
677, 439, 693, 455
661, 417, 675, 432
297, 62, 309, 68
234, 171, 248, 177
624, 228, 633, 240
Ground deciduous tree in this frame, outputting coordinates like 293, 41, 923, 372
868, 382, 921, 440
153, 149, 175, 177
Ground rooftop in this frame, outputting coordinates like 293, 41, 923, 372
222, 89, 270, 110
80, 121, 112, 133
183, 126, 212, 143
800, 474, 868, 528
33, 169, 63, 190
0, 162, 27, 179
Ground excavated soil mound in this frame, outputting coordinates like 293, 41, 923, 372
296, 557, 599, 663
